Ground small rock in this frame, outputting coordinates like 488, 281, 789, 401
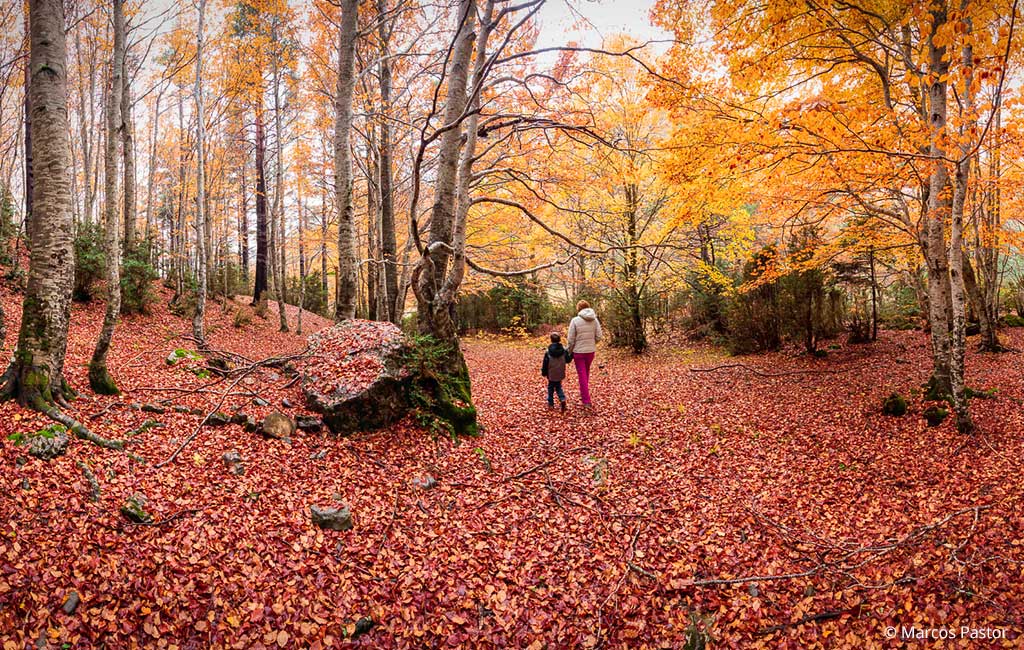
129, 403, 143, 411
282, 398, 293, 408
165, 351, 180, 365
260, 412, 296, 440
21, 478, 30, 490
411, 475, 438, 490
189, 407, 205, 416
27, 429, 70, 460
141, 404, 166, 415
222, 451, 244, 475
253, 397, 269, 407
120, 493, 152, 524
352, 617, 375, 640
61, 590, 80, 615
173, 405, 190, 413
15, 456, 27, 467
230, 412, 249, 426
204, 412, 231, 427
243, 416, 258, 433
310, 505, 353, 531
295, 415, 323, 432
310, 449, 328, 461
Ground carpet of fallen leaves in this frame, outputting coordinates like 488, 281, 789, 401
1, 283, 1023, 649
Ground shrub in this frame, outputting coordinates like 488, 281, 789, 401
120, 239, 158, 314
0, 185, 16, 264
882, 392, 908, 416
456, 279, 554, 334
73, 222, 106, 301
233, 306, 253, 329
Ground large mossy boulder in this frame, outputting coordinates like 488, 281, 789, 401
300, 320, 477, 436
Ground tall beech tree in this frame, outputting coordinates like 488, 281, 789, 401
2, 0, 77, 409
88, 0, 126, 395
333, 0, 358, 321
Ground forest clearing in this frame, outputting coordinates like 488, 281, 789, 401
1, 282, 1021, 648
3, 0, 1024, 647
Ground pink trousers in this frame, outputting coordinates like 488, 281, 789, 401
573, 352, 596, 405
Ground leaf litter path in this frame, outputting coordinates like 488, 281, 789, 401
1, 290, 1022, 648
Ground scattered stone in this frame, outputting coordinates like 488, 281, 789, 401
15, 456, 27, 467
21, 478, 30, 490
352, 617, 375, 640
230, 412, 249, 426
253, 397, 269, 407
295, 415, 323, 432
27, 428, 70, 460
310, 505, 353, 531
141, 404, 166, 414
411, 475, 438, 490
310, 449, 328, 461
120, 494, 152, 524
923, 405, 949, 427
260, 412, 296, 440
165, 351, 180, 366
173, 405, 190, 413
243, 416, 258, 433
204, 412, 231, 427
222, 451, 244, 475
882, 392, 907, 417
130, 403, 143, 411
282, 362, 298, 377
189, 407, 205, 416
61, 590, 80, 615
128, 419, 164, 437
281, 398, 293, 408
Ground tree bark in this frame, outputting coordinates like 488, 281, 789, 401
333, 0, 359, 320
121, 61, 136, 249
88, 0, 126, 395
253, 106, 269, 305
6, 0, 77, 408
415, 0, 477, 341
191, 0, 208, 349
377, 0, 399, 323
271, 51, 288, 332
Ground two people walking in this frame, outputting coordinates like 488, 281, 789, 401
541, 300, 603, 412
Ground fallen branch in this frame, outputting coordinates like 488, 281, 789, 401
88, 401, 125, 420
669, 504, 994, 590
756, 602, 864, 636
128, 508, 200, 527
75, 460, 101, 502
505, 446, 590, 481
154, 350, 307, 467
689, 363, 850, 378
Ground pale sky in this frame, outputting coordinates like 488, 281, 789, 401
535, 0, 668, 49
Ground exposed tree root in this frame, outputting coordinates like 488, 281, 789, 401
75, 460, 101, 502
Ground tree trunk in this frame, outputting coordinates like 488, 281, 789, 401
414, 0, 477, 341
5, 0, 77, 408
239, 143, 249, 288
23, 18, 33, 243
89, 0, 126, 395
378, 0, 399, 323
121, 65, 136, 249
923, 5, 953, 401
143, 86, 162, 243
334, 0, 359, 320
271, 47, 288, 332
191, 0, 208, 349
253, 107, 269, 305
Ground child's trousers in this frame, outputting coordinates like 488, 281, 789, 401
547, 381, 565, 405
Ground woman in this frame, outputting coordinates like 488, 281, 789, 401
566, 300, 602, 408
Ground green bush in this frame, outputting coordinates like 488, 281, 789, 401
456, 279, 555, 334
74, 222, 106, 301
120, 239, 158, 314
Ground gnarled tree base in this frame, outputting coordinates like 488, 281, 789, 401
88, 361, 121, 395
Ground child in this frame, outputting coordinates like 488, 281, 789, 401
541, 332, 570, 412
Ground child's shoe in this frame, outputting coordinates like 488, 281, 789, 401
559, 400, 567, 413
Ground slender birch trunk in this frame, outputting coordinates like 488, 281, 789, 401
192, 0, 208, 349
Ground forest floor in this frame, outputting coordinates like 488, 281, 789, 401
1, 283, 1023, 649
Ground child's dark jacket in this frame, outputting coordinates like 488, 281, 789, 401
541, 343, 569, 382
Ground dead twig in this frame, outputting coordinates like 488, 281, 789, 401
689, 363, 851, 378
505, 445, 589, 481
75, 460, 101, 502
